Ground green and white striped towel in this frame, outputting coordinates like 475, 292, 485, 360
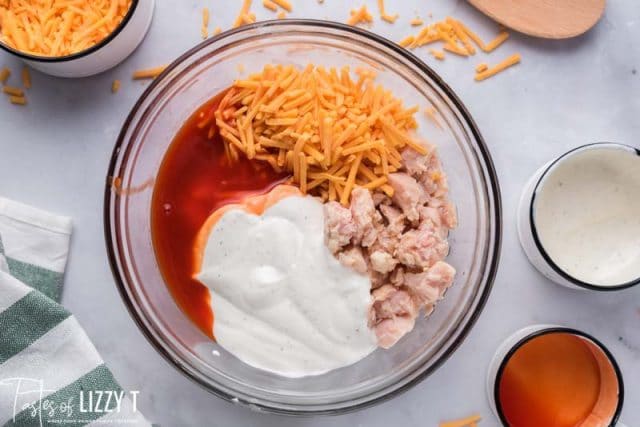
0, 197, 149, 427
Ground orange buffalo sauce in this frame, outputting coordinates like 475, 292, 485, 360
151, 90, 287, 337
498, 332, 619, 427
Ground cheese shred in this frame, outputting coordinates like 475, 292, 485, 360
9, 95, 26, 105
0, 67, 10, 84
201, 8, 210, 39
475, 54, 521, 81
439, 414, 482, 427
133, 65, 167, 80
21, 66, 31, 89
112, 79, 121, 93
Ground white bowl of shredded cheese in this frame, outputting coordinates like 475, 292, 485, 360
0, 0, 154, 78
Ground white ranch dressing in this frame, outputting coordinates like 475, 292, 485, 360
534, 147, 640, 286
197, 196, 377, 377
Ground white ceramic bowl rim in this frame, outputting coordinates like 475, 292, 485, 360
0, 0, 140, 63
492, 326, 625, 426
529, 142, 640, 291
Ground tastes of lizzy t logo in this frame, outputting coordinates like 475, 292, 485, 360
0, 377, 140, 426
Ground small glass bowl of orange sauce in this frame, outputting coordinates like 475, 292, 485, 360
487, 325, 626, 427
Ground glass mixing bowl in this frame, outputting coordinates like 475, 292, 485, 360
105, 20, 502, 415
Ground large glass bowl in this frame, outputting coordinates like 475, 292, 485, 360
105, 20, 502, 415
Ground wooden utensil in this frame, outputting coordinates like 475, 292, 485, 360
467, 0, 606, 39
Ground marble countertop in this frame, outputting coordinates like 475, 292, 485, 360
0, 1, 638, 425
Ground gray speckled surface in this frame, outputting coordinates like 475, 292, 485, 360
0, 1, 638, 426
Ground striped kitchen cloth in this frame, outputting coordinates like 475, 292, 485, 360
0, 197, 150, 427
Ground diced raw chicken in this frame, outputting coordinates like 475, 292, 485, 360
389, 266, 404, 286
396, 223, 449, 269
371, 285, 418, 320
439, 201, 458, 229
404, 261, 456, 306
375, 316, 416, 349
324, 201, 356, 253
418, 205, 442, 228
372, 191, 391, 206
350, 187, 378, 247
369, 250, 398, 274
379, 204, 406, 234
401, 147, 432, 177
387, 173, 427, 222
337, 246, 368, 275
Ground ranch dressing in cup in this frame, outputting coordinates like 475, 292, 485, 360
518, 143, 640, 290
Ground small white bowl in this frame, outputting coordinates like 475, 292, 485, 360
517, 142, 640, 291
486, 325, 625, 426
0, 0, 155, 78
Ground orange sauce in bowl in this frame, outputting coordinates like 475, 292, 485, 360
498, 332, 619, 427
151, 91, 287, 337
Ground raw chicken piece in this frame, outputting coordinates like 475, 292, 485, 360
369, 250, 398, 274
404, 261, 456, 306
387, 173, 427, 222
350, 187, 378, 247
396, 223, 449, 269
389, 266, 405, 286
379, 204, 406, 234
418, 205, 442, 228
375, 315, 416, 349
371, 285, 418, 320
439, 201, 458, 229
401, 147, 432, 177
337, 246, 368, 275
372, 191, 391, 206
324, 201, 356, 253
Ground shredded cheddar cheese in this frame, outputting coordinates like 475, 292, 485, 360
475, 53, 520, 81
377, 0, 398, 24
277, 11, 286, 19
201, 8, 210, 39
425, 106, 443, 129
272, 0, 292, 12
475, 63, 488, 73
233, 0, 252, 28
410, 18, 424, 26
262, 0, 278, 12
213, 26, 222, 35
429, 49, 445, 61
440, 414, 482, 427
112, 79, 121, 93
483, 31, 509, 52
21, 66, 30, 89
0, 67, 10, 83
132, 65, 167, 80
347, 5, 374, 26
0, 0, 133, 57
9, 95, 26, 105
3, 85, 23, 97
213, 64, 428, 205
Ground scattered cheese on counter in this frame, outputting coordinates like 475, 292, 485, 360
233, 0, 252, 28
3, 86, 23, 97
263, 0, 278, 12
133, 65, 167, 80
202, 8, 210, 39
0, 67, 10, 84
440, 414, 482, 427
277, 11, 287, 19
347, 5, 374, 26
483, 31, 509, 52
429, 49, 445, 61
272, 0, 292, 12
9, 95, 26, 105
410, 18, 424, 26
21, 67, 30, 89
475, 63, 489, 73
475, 53, 521, 81
112, 80, 121, 93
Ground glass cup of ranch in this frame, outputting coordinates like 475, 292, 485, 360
517, 143, 640, 291
486, 325, 627, 427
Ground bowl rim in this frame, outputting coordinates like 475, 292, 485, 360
104, 18, 503, 415
0, 0, 140, 63
529, 142, 640, 291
